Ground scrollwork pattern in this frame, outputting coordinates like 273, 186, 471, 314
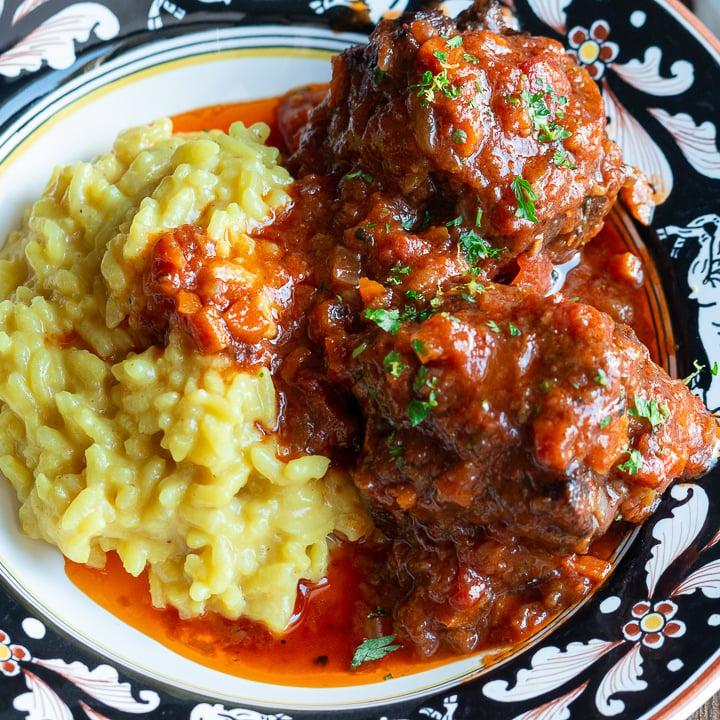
0, 1, 717, 719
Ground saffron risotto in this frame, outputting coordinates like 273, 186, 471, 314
0, 119, 370, 632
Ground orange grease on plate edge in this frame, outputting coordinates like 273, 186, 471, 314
66, 546, 434, 686
65, 97, 649, 686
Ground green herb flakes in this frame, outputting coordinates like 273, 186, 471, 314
351, 342, 367, 358
459, 228, 503, 265
383, 350, 405, 377
538, 378, 554, 394
408, 398, 432, 426
594, 369, 609, 387
451, 127, 468, 144
618, 448, 643, 476
387, 263, 411, 286
552, 149, 577, 169
410, 70, 462, 107
364, 308, 402, 335
347, 169, 373, 182
511, 176, 539, 223
412, 339, 429, 357
350, 635, 401, 668
628, 394, 670, 430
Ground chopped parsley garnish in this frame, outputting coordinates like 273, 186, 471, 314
466, 278, 485, 296
389, 451, 404, 467
408, 398, 432, 426
413, 365, 430, 390
451, 127, 468, 144
683, 359, 706, 385
459, 228, 503, 265
552, 148, 577, 169
400, 218, 415, 231
383, 350, 405, 377
618, 448, 643, 476
538, 124, 571, 143
386, 432, 405, 467
409, 368, 439, 426
447, 215, 463, 227
351, 342, 367, 358
387, 263, 411, 286
447, 35, 463, 49
508, 322, 522, 336
429, 287, 445, 310
410, 70, 462, 107
600, 415, 612, 429
506, 75, 573, 149
538, 378, 555, 394
347, 169, 373, 182
364, 307, 402, 335
405, 289, 423, 303
511, 176, 539, 223
350, 635, 401, 668
594, 369, 609, 387
412, 339, 428, 356
487, 320, 502, 333
684, 358, 719, 385
463, 53, 479, 63
628, 394, 670, 431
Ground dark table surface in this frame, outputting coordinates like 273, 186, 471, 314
690, 693, 720, 720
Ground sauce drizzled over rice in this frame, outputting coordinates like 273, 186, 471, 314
0, 118, 369, 633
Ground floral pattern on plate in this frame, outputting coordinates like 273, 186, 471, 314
0, 0, 718, 719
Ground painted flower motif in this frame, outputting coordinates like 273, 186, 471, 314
567, 20, 619, 79
622, 599, 686, 649
0, 629, 30, 677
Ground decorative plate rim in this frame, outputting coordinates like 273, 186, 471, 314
0, 2, 718, 719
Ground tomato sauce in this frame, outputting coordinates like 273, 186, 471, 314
66, 544, 453, 685
65, 95, 670, 683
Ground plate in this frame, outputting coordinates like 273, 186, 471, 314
0, 1, 718, 718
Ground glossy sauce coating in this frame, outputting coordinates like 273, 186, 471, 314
65, 92, 683, 680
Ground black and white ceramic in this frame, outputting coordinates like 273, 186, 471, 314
0, 1, 718, 718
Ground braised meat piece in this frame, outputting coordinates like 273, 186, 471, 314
268, 2, 708, 660
381, 531, 610, 657
349, 284, 718, 555
288, 1, 652, 274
